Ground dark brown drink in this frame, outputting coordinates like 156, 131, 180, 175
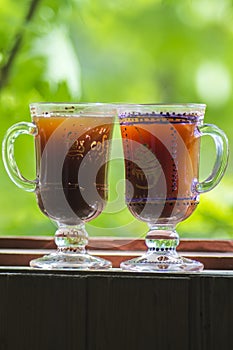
120, 113, 200, 224
34, 116, 114, 225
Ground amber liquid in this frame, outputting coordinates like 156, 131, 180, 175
34, 116, 114, 225
120, 114, 200, 224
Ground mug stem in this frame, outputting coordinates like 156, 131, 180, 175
145, 224, 179, 252
55, 224, 88, 254
120, 225, 204, 272
30, 224, 112, 269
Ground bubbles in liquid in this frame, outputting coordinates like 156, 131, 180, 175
120, 112, 200, 224
34, 116, 114, 225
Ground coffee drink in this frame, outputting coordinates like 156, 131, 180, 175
120, 112, 200, 224
34, 116, 114, 225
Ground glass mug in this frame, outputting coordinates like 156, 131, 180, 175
2, 103, 116, 269
118, 104, 228, 272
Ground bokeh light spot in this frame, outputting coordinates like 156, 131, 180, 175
196, 62, 231, 106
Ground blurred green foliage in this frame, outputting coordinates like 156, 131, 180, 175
0, 0, 233, 239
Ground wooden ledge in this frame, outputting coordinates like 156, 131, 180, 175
0, 236, 232, 251
0, 236, 232, 269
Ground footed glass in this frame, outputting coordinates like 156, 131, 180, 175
2, 103, 115, 269
118, 104, 228, 272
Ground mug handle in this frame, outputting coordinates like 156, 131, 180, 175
2, 122, 38, 192
195, 123, 229, 194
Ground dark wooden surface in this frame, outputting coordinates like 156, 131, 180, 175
0, 268, 232, 350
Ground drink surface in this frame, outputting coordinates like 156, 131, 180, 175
34, 116, 114, 225
120, 113, 201, 224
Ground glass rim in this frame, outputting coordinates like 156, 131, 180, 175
30, 102, 206, 108
29, 102, 117, 117
114, 102, 206, 108
115, 102, 206, 111
29, 102, 206, 118
116, 103, 206, 121
30, 102, 115, 107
